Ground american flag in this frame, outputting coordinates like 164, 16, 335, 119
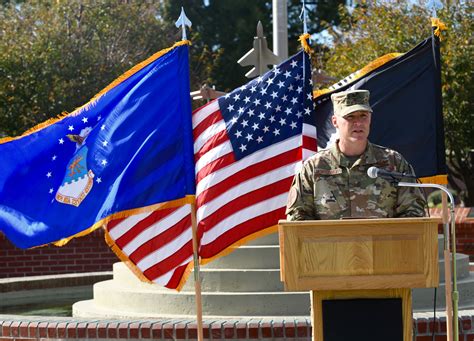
194, 50, 317, 262
105, 203, 195, 290
103, 50, 317, 290
106, 204, 193, 289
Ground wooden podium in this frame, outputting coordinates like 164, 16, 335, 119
278, 218, 440, 341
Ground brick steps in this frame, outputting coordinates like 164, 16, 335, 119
74, 232, 474, 318
74, 288, 310, 318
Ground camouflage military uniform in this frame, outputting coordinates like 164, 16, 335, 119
286, 141, 427, 220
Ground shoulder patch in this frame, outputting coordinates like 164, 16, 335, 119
287, 187, 298, 207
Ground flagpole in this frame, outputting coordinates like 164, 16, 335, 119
442, 191, 453, 341
190, 201, 204, 341
427, 3, 455, 337
400, 182, 457, 341
450, 194, 460, 341
174, 8, 204, 340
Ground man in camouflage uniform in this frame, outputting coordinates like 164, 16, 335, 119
286, 89, 427, 220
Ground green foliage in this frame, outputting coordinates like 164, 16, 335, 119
163, 0, 344, 93
322, 1, 474, 205
427, 190, 443, 208
323, 3, 431, 78
0, 1, 172, 136
0, 0, 345, 136
440, 4, 474, 205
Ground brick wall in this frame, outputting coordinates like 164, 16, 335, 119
0, 229, 118, 278
0, 315, 473, 340
431, 207, 474, 261
455, 221, 474, 260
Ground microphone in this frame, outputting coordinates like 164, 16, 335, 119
367, 166, 417, 180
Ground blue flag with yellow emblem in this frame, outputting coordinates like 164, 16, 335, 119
0, 41, 195, 248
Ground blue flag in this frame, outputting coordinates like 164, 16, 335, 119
0, 42, 195, 248
313, 34, 447, 183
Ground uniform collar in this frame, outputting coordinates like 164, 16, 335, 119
329, 140, 378, 167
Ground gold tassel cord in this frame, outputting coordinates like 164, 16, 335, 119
431, 18, 448, 41
298, 33, 314, 54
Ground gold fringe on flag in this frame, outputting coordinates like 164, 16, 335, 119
50, 195, 195, 247
299, 33, 314, 54
312, 52, 402, 99
420, 174, 448, 185
104, 229, 154, 284
104, 225, 197, 291
103, 225, 196, 291
431, 18, 448, 41
102, 196, 197, 291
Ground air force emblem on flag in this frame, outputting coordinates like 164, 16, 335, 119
55, 146, 94, 207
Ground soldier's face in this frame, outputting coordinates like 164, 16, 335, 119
332, 110, 371, 143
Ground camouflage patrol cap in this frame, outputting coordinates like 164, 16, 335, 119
331, 89, 373, 117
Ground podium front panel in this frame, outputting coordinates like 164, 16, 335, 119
312, 288, 412, 341
279, 218, 439, 291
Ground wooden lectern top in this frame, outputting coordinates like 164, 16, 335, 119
278, 217, 440, 291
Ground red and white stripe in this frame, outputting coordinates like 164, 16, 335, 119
192, 100, 317, 260
105, 203, 194, 290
